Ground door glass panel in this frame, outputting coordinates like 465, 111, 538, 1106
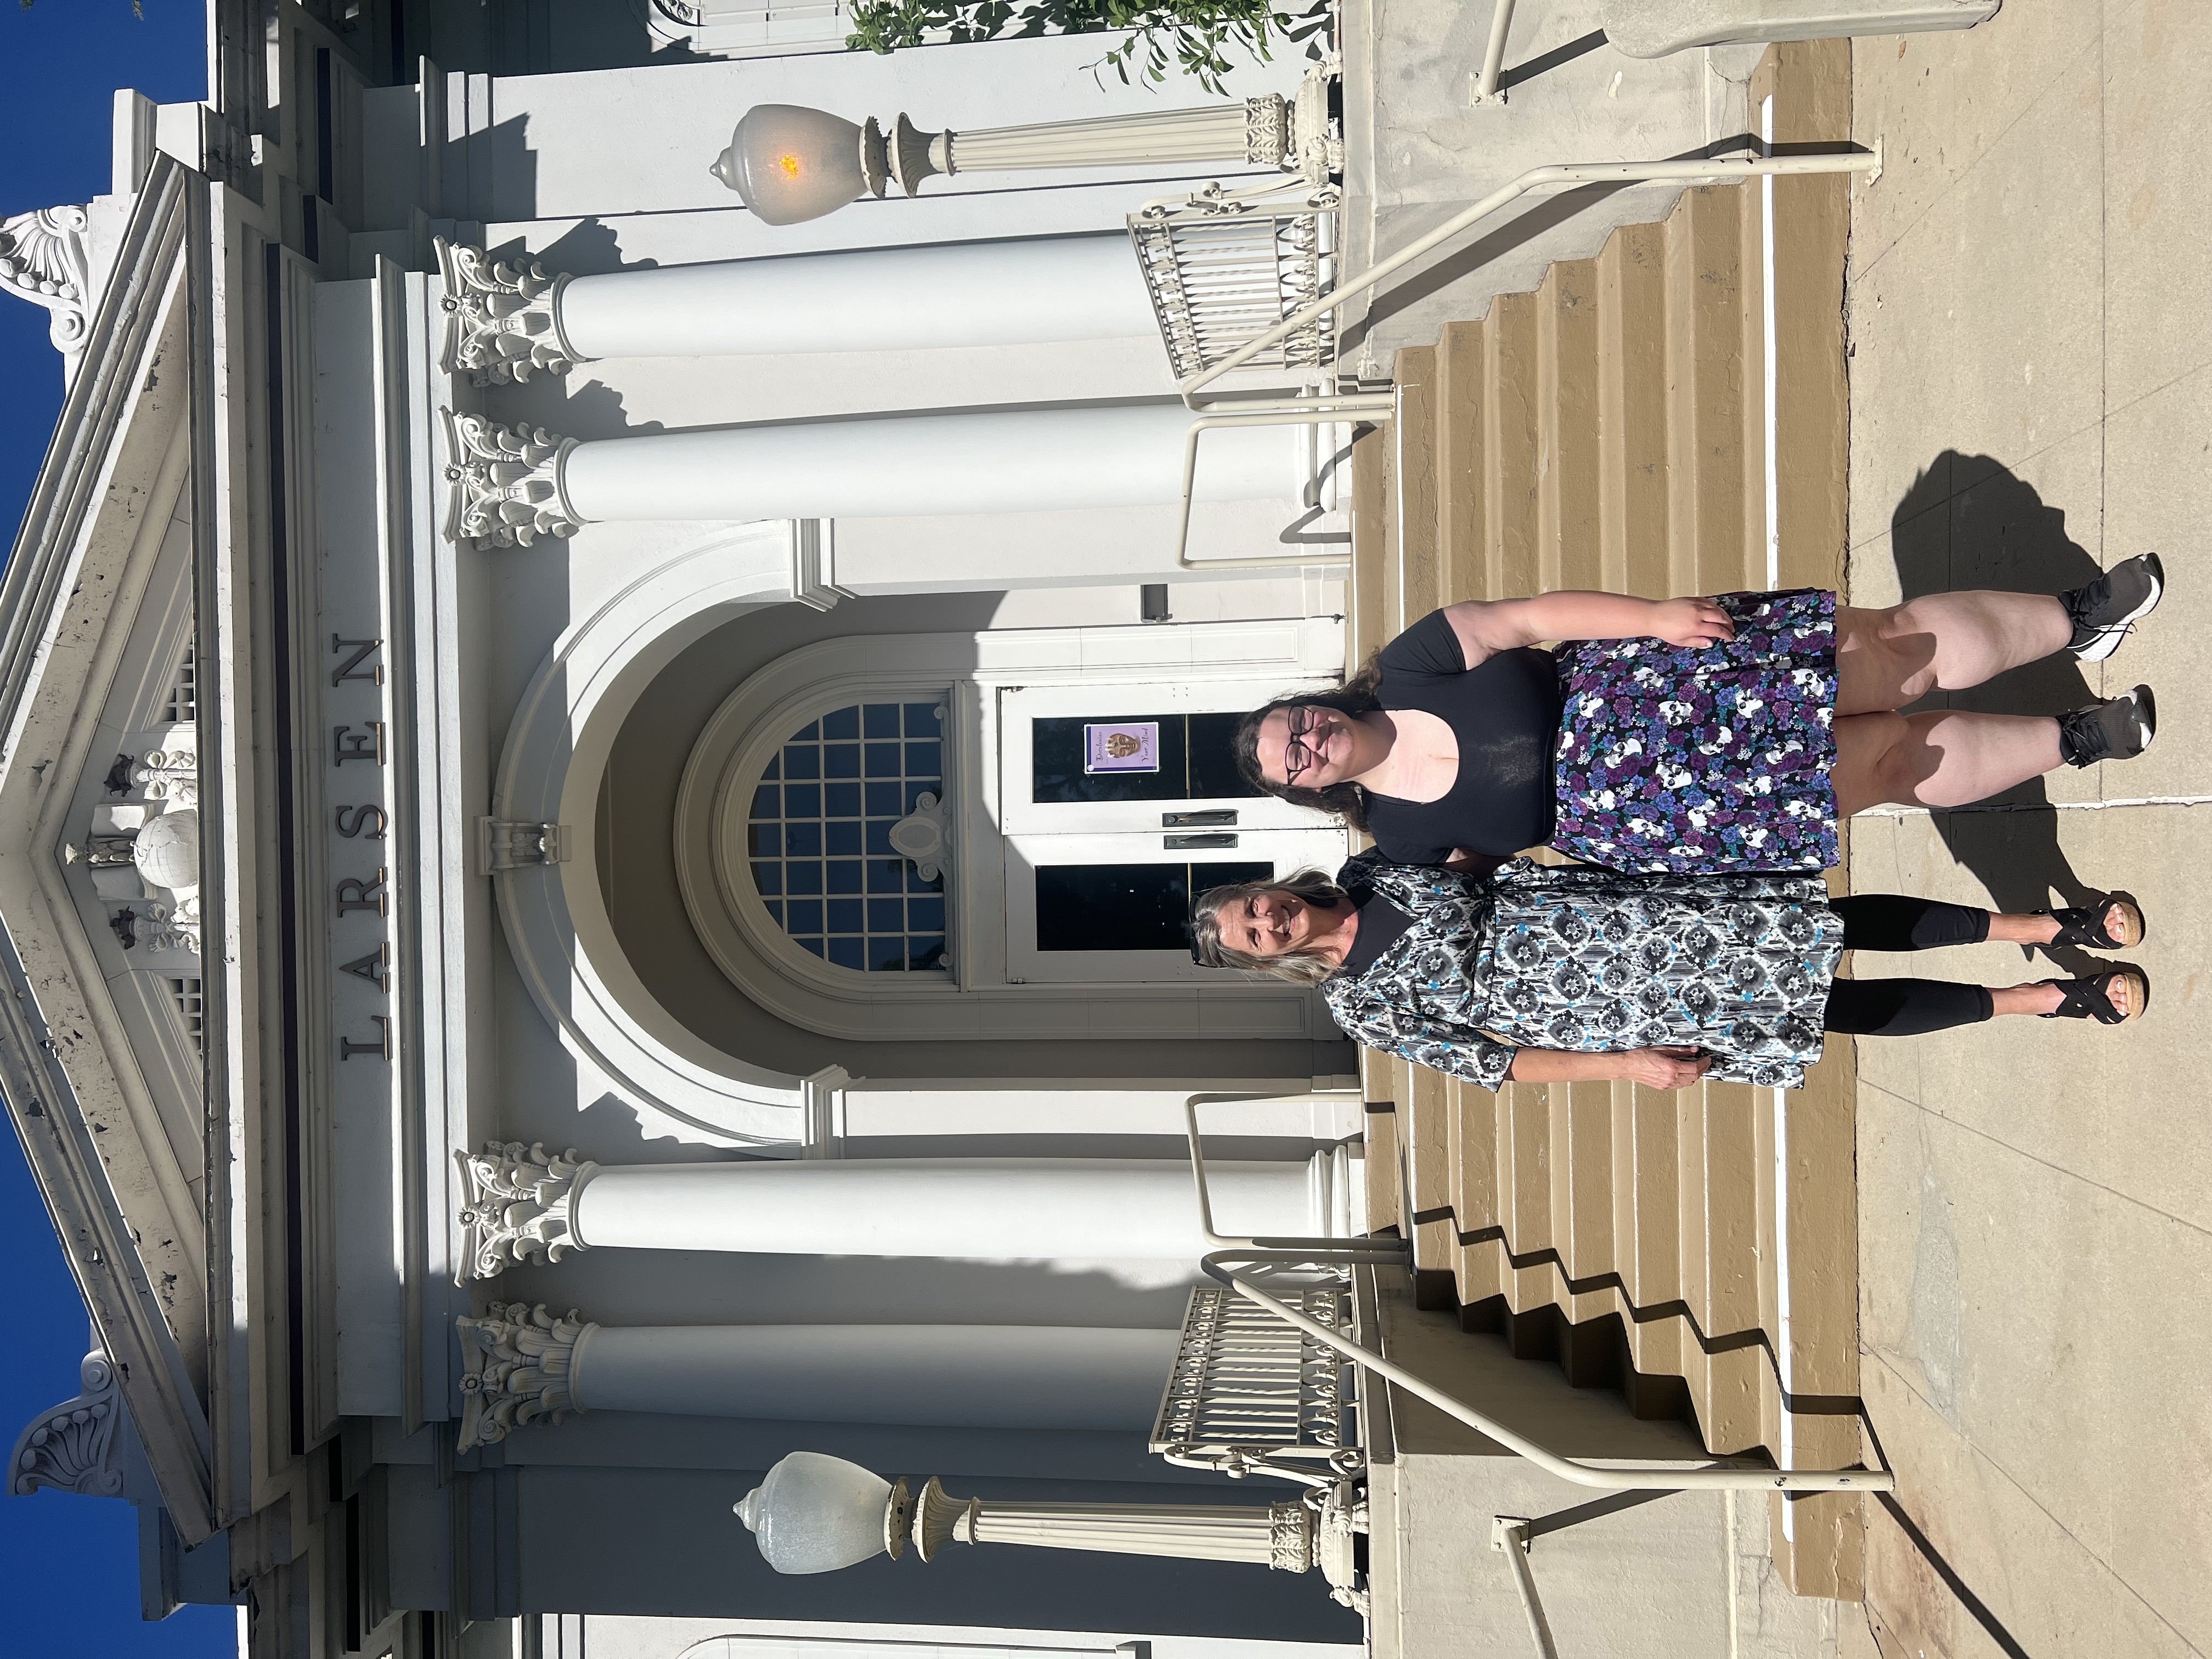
1034, 860, 1271, 953
1030, 712, 1261, 805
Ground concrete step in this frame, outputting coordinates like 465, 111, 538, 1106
1346, 36, 1862, 1602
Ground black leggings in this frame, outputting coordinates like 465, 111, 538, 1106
1821, 896, 1997, 1037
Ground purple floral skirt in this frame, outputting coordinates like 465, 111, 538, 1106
1549, 588, 1838, 873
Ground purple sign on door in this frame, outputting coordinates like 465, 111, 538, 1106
1084, 721, 1161, 774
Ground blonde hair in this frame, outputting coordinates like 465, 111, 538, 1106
1190, 868, 1348, 987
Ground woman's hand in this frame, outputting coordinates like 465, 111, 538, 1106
1645, 598, 1735, 648
1613, 1047, 1714, 1090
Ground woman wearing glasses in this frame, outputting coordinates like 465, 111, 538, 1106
1190, 857, 2148, 1092
1235, 567, 2163, 873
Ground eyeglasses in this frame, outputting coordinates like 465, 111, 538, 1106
1282, 707, 1325, 787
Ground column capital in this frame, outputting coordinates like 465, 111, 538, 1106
456, 1141, 600, 1280
435, 238, 579, 385
456, 1302, 595, 1451
440, 411, 584, 552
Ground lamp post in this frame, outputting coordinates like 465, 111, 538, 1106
733, 1449, 1367, 1610
710, 67, 1339, 225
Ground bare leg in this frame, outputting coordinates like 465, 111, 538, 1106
1835, 595, 2073, 715
1987, 905, 2136, 947
1832, 709, 2064, 814
1991, 979, 2135, 1018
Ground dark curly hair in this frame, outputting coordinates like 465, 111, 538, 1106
1232, 657, 1385, 832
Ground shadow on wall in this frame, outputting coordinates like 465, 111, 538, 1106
1887, 450, 2101, 936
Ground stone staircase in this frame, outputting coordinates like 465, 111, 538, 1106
1349, 41, 1867, 1601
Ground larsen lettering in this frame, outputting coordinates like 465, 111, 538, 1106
333, 723, 386, 765
340, 943, 391, 991
335, 803, 389, 839
340, 1015, 392, 1061
330, 635, 386, 686
335, 870, 390, 917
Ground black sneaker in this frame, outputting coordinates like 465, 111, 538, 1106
2061, 553, 2164, 662
2057, 685, 2157, 768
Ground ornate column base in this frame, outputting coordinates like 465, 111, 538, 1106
440, 412, 585, 552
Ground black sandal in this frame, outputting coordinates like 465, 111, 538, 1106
2033, 893, 2146, 950
2038, 969, 2146, 1025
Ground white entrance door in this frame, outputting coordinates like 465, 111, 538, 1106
996, 681, 1347, 984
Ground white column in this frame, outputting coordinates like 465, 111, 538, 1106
436, 234, 1158, 384
441, 404, 1305, 550
574, 1323, 1177, 1427
561, 235, 1157, 359
564, 402, 1290, 521
455, 1305, 1179, 1449
458, 1145, 1330, 1279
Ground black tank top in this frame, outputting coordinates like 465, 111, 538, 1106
1362, 609, 1563, 863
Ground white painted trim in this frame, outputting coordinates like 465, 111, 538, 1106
492, 524, 823, 1146
788, 518, 848, 612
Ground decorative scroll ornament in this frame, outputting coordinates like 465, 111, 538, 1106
886, 790, 950, 883
117, 898, 201, 955
476, 818, 568, 874
1288, 61, 1344, 188
9, 1351, 124, 1497
130, 747, 198, 808
456, 1302, 595, 1451
440, 411, 584, 552
1316, 1483, 1369, 1612
456, 1141, 601, 1280
0, 205, 93, 357
435, 238, 579, 386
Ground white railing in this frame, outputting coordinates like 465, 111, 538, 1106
1169, 148, 1884, 571
645, 0, 851, 57
1150, 1284, 1352, 1465
1128, 182, 1340, 385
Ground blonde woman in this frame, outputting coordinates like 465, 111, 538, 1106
1192, 857, 2146, 1091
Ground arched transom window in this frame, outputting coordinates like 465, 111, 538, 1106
748, 700, 949, 972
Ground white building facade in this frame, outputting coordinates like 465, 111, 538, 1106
0, 2, 1368, 1652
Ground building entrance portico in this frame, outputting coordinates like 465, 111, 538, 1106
0, 14, 1376, 1652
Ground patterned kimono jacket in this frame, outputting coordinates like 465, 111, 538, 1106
1320, 859, 1846, 1091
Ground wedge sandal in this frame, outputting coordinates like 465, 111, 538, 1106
2038, 968, 2147, 1025
2033, 893, 2146, 951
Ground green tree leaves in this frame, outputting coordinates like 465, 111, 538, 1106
845, 0, 1328, 98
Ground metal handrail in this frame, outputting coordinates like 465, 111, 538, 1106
1172, 148, 1883, 571
1203, 1250, 1894, 1494
1182, 1094, 1895, 1496
1475, 0, 1522, 103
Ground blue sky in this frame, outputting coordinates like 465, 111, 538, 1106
1, 0, 235, 1651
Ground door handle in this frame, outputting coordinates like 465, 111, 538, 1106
1165, 833, 1239, 849
1164, 810, 1238, 828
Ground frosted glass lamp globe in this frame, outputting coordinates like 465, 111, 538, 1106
733, 1451, 895, 1574
710, 104, 867, 225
